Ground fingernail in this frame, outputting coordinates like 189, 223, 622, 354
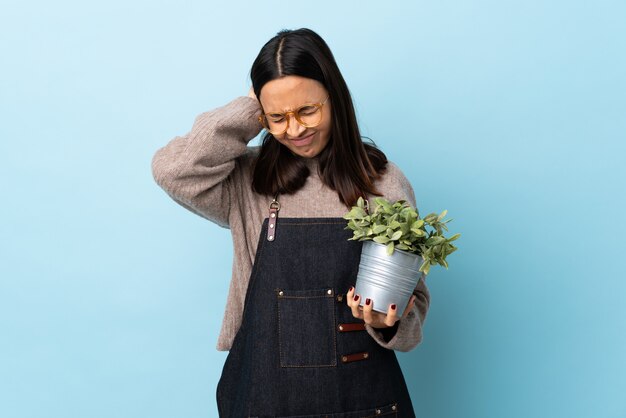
353, 295, 359, 301
349, 286, 354, 293
365, 298, 371, 306
390, 304, 397, 310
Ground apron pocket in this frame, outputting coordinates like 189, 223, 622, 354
276, 287, 337, 367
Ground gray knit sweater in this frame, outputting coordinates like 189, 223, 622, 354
151, 96, 430, 351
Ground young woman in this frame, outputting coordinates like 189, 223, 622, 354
152, 27, 430, 418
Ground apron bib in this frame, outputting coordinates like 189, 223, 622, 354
216, 196, 416, 418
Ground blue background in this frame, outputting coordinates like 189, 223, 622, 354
1, 1, 625, 417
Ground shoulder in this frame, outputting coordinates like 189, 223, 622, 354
372, 159, 417, 208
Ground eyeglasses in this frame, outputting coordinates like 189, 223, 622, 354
258, 95, 330, 136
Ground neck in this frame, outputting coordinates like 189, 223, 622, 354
302, 155, 321, 172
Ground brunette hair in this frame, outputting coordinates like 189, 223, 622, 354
249, 28, 388, 208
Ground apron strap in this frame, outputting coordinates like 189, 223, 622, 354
267, 192, 280, 241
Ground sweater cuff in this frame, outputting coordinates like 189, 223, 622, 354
377, 321, 400, 342
364, 306, 423, 352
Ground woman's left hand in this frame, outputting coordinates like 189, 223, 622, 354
346, 286, 416, 329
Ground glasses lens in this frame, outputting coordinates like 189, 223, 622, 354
297, 105, 322, 127
262, 114, 287, 135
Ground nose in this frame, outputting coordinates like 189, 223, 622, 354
284, 113, 306, 139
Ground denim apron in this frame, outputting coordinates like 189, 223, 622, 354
216, 195, 416, 417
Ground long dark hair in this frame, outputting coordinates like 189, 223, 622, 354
249, 28, 387, 208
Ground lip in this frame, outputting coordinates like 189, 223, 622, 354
288, 132, 315, 147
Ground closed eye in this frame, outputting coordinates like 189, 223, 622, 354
267, 114, 285, 122
298, 106, 318, 115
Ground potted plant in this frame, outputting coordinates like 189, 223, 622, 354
343, 196, 460, 314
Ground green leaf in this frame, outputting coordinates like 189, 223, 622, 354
373, 236, 390, 244
389, 220, 401, 229
426, 236, 445, 246
410, 228, 426, 237
344, 207, 368, 220
411, 220, 425, 229
447, 233, 461, 242
386, 242, 395, 255
391, 230, 403, 241
373, 197, 387, 206
354, 207, 368, 218
372, 225, 387, 234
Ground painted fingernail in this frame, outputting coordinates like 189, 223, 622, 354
349, 286, 354, 293
365, 298, 371, 306
353, 295, 360, 301
390, 304, 397, 310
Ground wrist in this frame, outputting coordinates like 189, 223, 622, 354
375, 321, 400, 343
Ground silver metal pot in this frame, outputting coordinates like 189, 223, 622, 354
354, 241, 423, 314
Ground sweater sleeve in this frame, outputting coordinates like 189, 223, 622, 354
151, 96, 263, 228
364, 162, 431, 351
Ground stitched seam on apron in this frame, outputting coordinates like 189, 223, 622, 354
269, 402, 398, 417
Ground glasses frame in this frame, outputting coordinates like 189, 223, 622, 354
258, 94, 330, 136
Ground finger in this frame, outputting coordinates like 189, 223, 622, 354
363, 301, 390, 328
362, 298, 374, 324
401, 295, 417, 317
346, 286, 355, 307
384, 303, 400, 327
347, 287, 362, 319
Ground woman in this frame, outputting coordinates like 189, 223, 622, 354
152, 27, 430, 417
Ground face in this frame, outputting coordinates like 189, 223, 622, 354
259, 75, 332, 158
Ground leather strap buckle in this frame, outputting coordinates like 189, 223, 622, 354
267, 193, 280, 242
341, 351, 369, 363
337, 323, 366, 332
